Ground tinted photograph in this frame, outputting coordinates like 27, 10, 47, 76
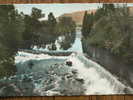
0, 3, 133, 96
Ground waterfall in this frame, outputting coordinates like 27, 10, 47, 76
16, 27, 133, 95
68, 28, 83, 53
1, 27, 132, 96
68, 52, 133, 94
14, 26, 133, 95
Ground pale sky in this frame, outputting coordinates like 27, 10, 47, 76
14, 4, 101, 20
14, 3, 133, 20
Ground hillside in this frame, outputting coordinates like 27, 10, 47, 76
129, 7, 133, 16
57, 7, 133, 26
58, 10, 96, 26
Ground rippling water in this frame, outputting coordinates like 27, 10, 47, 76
0, 29, 133, 96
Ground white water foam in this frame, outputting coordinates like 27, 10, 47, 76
15, 51, 68, 63
15, 51, 133, 95
67, 53, 133, 95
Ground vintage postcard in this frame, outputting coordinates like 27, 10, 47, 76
0, 3, 133, 96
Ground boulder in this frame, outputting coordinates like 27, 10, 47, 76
66, 61, 72, 66
75, 78, 84, 84
71, 69, 78, 75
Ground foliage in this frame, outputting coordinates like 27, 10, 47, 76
55, 16, 76, 50
31, 7, 44, 19
82, 4, 133, 64
0, 5, 76, 78
22, 8, 43, 49
0, 5, 24, 78
82, 11, 94, 38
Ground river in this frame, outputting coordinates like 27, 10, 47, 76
0, 28, 133, 96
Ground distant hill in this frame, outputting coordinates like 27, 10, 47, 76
129, 7, 133, 16
57, 10, 96, 26
57, 7, 133, 26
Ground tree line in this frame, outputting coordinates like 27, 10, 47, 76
82, 4, 133, 64
0, 5, 76, 78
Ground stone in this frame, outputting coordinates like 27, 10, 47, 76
72, 69, 77, 74
75, 78, 84, 84
66, 61, 72, 66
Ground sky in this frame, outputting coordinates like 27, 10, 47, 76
15, 3, 133, 20
14, 4, 101, 19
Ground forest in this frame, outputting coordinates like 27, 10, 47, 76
0, 5, 76, 78
82, 4, 133, 65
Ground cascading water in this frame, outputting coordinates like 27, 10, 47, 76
68, 53, 133, 94
68, 28, 83, 53
14, 28, 133, 95
1, 27, 133, 96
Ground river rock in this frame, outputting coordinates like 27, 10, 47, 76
66, 61, 72, 66
0, 56, 85, 96
75, 78, 84, 84
0, 84, 22, 96
72, 69, 78, 74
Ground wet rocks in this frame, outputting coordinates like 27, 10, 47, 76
0, 58, 85, 96
22, 75, 32, 82
66, 75, 73, 79
0, 74, 37, 96
66, 61, 72, 66
75, 78, 84, 84
58, 77, 85, 96
123, 87, 133, 94
72, 69, 78, 74
0, 84, 22, 96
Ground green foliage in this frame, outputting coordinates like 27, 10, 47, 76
0, 5, 76, 78
82, 11, 94, 38
0, 5, 24, 78
22, 11, 76, 50
37, 15, 76, 50
103, 4, 115, 15
38, 12, 58, 46
22, 8, 44, 49
55, 16, 76, 50
83, 4, 133, 64
48, 12, 57, 27
31, 7, 45, 19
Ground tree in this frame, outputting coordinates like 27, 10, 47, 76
103, 4, 115, 12
56, 16, 76, 50
48, 12, 57, 27
31, 7, 45, 19
22, 7, 44, 49
0, 5, 24, 78
83, 4, 133, 64
82, 11, 94, 38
